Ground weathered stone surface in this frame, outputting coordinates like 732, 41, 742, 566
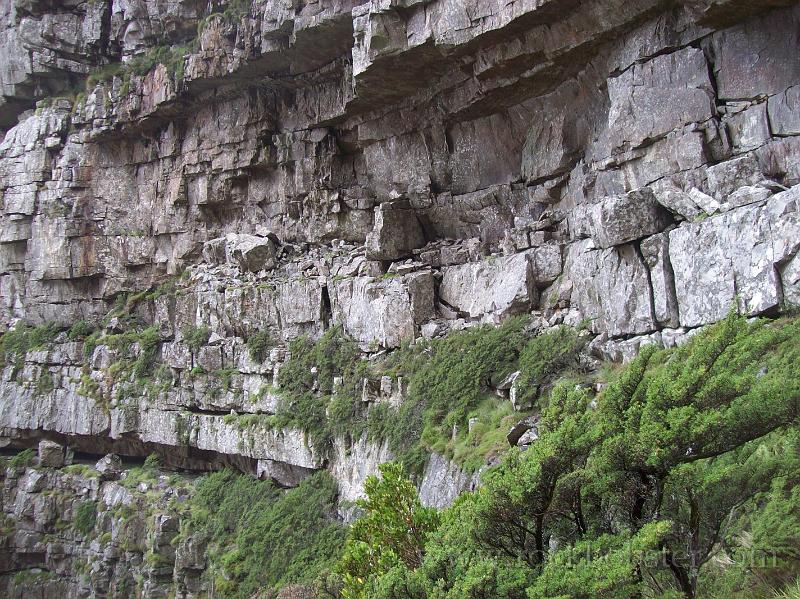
600, 46, 715, 154
204, 234, 278, 272
651, 181, 706, 220
710, 6, 800, 100
439, 251, 537, 320
0, 3, 799, 592
725, 103, 771, 152
95, 454, 122, 480
37, 439, 66, 468
330, 435, 393, 512
768, 86, 800, 136
565, 240, 656, 337
330, 270, 435, 348
419, 452, 478, 510
588, 189, 672, 248
641, 232, 679, 328
0, 457, 206, 598
669, 187, 800, 327
365, 201, 427, 261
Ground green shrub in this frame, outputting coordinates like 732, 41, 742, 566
9, 448, 36, 468
211, 368, 239, 392
34, 371, 56, 395
514, 325, 584, 408
246, 330, 272, 363
143, 453, 161, 470
0, 322, 61, 367
335, 313, 800, 599
82, 330, 102, 360
336, 462, 439, 599
67, 320, 95, 341
366, 317, 533, 475
183, 325, 211, 353
74, 501, 98, 535
132, 326, 161, 378
86, 62, 125, 88
273, 326, 369, 445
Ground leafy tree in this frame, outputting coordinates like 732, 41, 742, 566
336, 462, 439, 599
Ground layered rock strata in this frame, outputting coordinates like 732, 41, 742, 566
1, 0, 800, 595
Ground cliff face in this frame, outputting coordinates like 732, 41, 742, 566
1, 0, 799, 596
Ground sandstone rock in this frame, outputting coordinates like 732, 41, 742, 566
706, 154, 766, 199
588, 189, 671, 248
781, 252, 800, 308
710, 7, 800, 100
651, 181, 705, 220
0, 3, 799, 592
37, 440, 66, 468
590, 331, 665, 363
365, 201, 426, 261
641, 232, 679, 328
439, 251, 537, 320
517, 427, 539, 446
330, 435, 393, 517
330, 270, 435, 349
227, 234, 277, 273
257, 459, 316, 488
600, 46, 715, 154
688, 188, 721, 215
565, 240, 656, 337
529, 245, 563, 287
95, 454, 122, 480
726, 185, 772, 210
725, 103, 771, 152
418, 453, 478, 510
496, 370, 520, 391
669, 187, 800, 327
768, 85, 800, 136
507, 416, 539, 447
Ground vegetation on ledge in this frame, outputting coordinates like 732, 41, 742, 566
268, 317, 586, 477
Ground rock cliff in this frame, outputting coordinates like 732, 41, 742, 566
1, 0, 799, 596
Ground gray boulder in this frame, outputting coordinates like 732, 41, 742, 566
588, 189, 671, 248
564, 240, 656, 337
439, 251, 537, 319
330, 270, 435, 349
365, 201, 426, 261
95, 454, 122, 480
37, 439, 66, 468
418, 453, 478, 510
507, 416, 539, 446
227, 234, 277, 273
202, 234, 277, 272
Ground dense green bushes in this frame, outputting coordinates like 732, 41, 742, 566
270, 326, 369, 445
8, 448, 36, 468
183, 470, 345, 599
332, 314, 800, 599
335, 463, 440, 599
